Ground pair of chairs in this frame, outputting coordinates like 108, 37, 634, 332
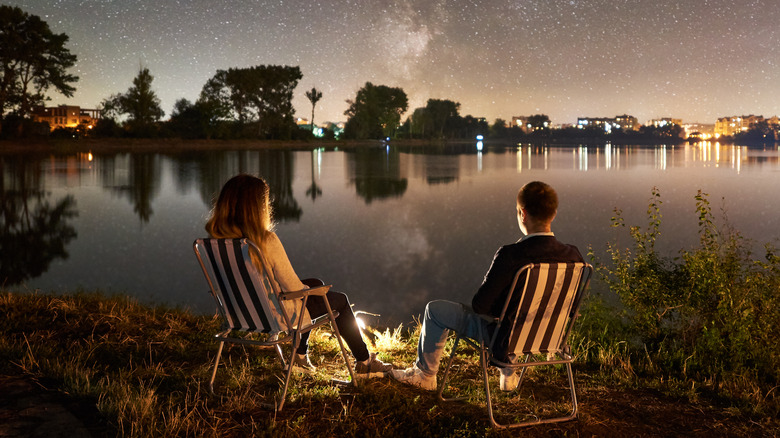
194, 237, 591, 428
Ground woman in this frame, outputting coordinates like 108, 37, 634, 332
205, 174, 392, 378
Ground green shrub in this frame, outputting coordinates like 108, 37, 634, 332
590, 188, 780, 414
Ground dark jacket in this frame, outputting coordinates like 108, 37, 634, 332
471, 235, 584, 360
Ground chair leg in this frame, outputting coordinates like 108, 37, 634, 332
436, 335, 463, 400
482, 346, 501, 429
490, 359, 579, 428
323, 300, 355, 385
566, 361, 578, 419
275, 330, 305, 412
269, 333, 285, 365
516, 353, 532, 391
275, 346, 299, 412
209, 341, 225, 394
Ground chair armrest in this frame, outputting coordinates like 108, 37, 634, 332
279, 285, 331, 300
476, 313, 499, 324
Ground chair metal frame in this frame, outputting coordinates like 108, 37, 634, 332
193, 238, 356, 411
436, 262, 592, 429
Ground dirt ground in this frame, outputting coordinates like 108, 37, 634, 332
0, 375, 112, 437
1, 373, 776, 437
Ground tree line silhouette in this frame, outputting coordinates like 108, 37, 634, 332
2, 5, 776, 145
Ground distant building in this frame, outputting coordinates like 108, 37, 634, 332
614, 114, 640, 131
682, 122, 715, 139
576, 114, 638, 133
32, 105, 100, 131
511, 116, 530, 133
648, 118, 682, 128
714, 115, 763, 137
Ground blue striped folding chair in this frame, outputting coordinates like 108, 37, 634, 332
193, 238, 356, 411
437, 262, 592, 429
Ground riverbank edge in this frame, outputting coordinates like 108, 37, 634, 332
2, 289, 778, 437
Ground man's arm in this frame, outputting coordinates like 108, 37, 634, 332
471, 246, 517, 317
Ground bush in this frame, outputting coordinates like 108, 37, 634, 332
590, 188, 780, 413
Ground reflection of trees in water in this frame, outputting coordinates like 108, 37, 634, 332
0, 156, 78, 285
109, 153, 161, 223
347, 147, 407, 203
422, 153, 460, 186
305, 149, 322, 202
177, 150, 302, 223
258, 150, 301, 221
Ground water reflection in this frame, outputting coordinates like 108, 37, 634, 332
305, 149, 323, 202
111, 153, 161, 223
347, 147, 408, 203
0, 155, 78, 285
172, 149, 303, 222
2, 142, 778, 324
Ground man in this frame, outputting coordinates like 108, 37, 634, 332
391, 181, 584, 391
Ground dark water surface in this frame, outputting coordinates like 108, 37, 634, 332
3, 142, 779, 325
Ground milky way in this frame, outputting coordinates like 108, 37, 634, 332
16, 0, 780, 125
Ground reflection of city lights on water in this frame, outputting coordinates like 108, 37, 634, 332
685, 142, 748, 174
477, 141, 483, 172
655, 145, 666, 170
505, 142, 765, 174
576, 146, 588, 171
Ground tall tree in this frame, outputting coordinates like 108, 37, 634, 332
120, 67, 164, 133
407, 107, 430, 138
168, 98, 206, 139
425, 99, 460, 138
0, 5, 78, 134
490, 118, 509, 138
198, 65, 302, 139
100, 67, 164, 136
305, 87, 322, 133
343, 82, 408, 140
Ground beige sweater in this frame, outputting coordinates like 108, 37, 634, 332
259, 232, 311, 328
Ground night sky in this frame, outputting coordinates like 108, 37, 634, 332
15, 0, 780, 126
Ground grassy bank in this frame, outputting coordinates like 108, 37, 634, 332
2, 190, 778, 437
1, 288, 777, 437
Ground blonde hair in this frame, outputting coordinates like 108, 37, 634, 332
205, 174, 274, 246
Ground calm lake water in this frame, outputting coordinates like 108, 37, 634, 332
3, 142, 779, 326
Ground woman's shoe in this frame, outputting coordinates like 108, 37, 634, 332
289, 353, 316, 373
354, 352, 392, 378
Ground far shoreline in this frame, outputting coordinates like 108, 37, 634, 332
1, 135, 769, 155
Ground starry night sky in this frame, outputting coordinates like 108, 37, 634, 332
14, 0, 780, 126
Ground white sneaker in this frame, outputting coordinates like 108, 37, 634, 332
390, 366, 437, 391
499, 367, 520, 391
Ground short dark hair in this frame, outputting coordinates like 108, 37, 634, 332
517, 181, 558, 222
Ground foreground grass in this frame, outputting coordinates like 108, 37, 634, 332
1, 290, 778, 437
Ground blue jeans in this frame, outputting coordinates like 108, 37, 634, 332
415, 300, 491, 377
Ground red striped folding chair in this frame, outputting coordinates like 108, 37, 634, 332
193, 238, 355, 411
437, 262, 592, 429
